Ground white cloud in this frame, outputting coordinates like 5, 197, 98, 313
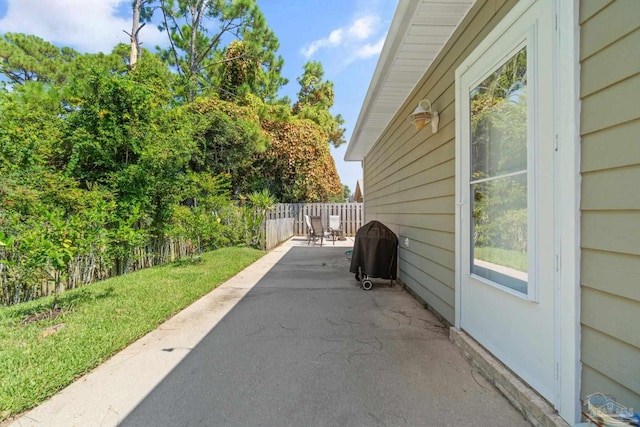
301, 14, 382, 60
301, 28, 344, 57
347, 16, 376, 40
300, 41, 321, 58
328, 28, 343, 45
0, 0, 165, 53
354, 35, 386, 60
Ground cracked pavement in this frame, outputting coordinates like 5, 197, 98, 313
10, 238, 529, 427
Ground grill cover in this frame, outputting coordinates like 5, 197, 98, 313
349, 220, 398, 280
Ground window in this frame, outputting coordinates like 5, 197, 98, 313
469, 46, 528, 294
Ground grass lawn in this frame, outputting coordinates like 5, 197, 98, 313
474, 247, 527, 272
0, 246, 264, 421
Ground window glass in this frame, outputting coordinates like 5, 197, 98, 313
470, 47, 528, 293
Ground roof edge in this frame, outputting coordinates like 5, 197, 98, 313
344, 0, 421, 162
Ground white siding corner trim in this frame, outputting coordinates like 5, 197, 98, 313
555, 0, 581, 423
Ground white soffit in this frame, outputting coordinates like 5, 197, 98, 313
345, 0, 474, 161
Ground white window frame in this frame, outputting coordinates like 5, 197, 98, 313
458, 20, 541, 302
464, 37, 539, 302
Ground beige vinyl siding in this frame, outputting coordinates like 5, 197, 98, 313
362, 0, 517, 324
580, 0, 640, 409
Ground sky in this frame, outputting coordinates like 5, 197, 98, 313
0, 0, 398, 193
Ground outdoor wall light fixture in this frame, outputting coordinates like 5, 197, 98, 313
409, 99, 439, 133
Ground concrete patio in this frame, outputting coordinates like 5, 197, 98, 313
8, 237, 530, 426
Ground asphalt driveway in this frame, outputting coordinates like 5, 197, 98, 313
10, 238, 529, 426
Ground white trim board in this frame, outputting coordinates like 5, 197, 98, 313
554, 0, 581, 423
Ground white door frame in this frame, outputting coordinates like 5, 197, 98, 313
453, 0, 581, 423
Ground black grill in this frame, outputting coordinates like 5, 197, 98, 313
349, 221, 398, 290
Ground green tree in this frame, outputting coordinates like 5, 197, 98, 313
54, 52, 196, 267
292, 61, 345, 147
336, 184, 350, 203
150, 0, 282, 101
167, 172, 237, 256
0, 169, 116, 305
243, 188, 276, 247
186, 95, 266, 191
0, 33, 78, 86
247, 118, 342, 202
0, 82, 65, 172
216, 39, 287, 102
62, 70, 155, 183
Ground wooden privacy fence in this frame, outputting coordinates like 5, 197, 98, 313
263, 217, 295, 251
263, 203, 363, 249
1, 237, 200, 306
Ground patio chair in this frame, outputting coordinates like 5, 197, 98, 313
304, 214, 313, 245
328, 215, 344, 245
308, 215, 324, 246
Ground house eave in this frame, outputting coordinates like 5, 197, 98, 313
344, 0, 475, 162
